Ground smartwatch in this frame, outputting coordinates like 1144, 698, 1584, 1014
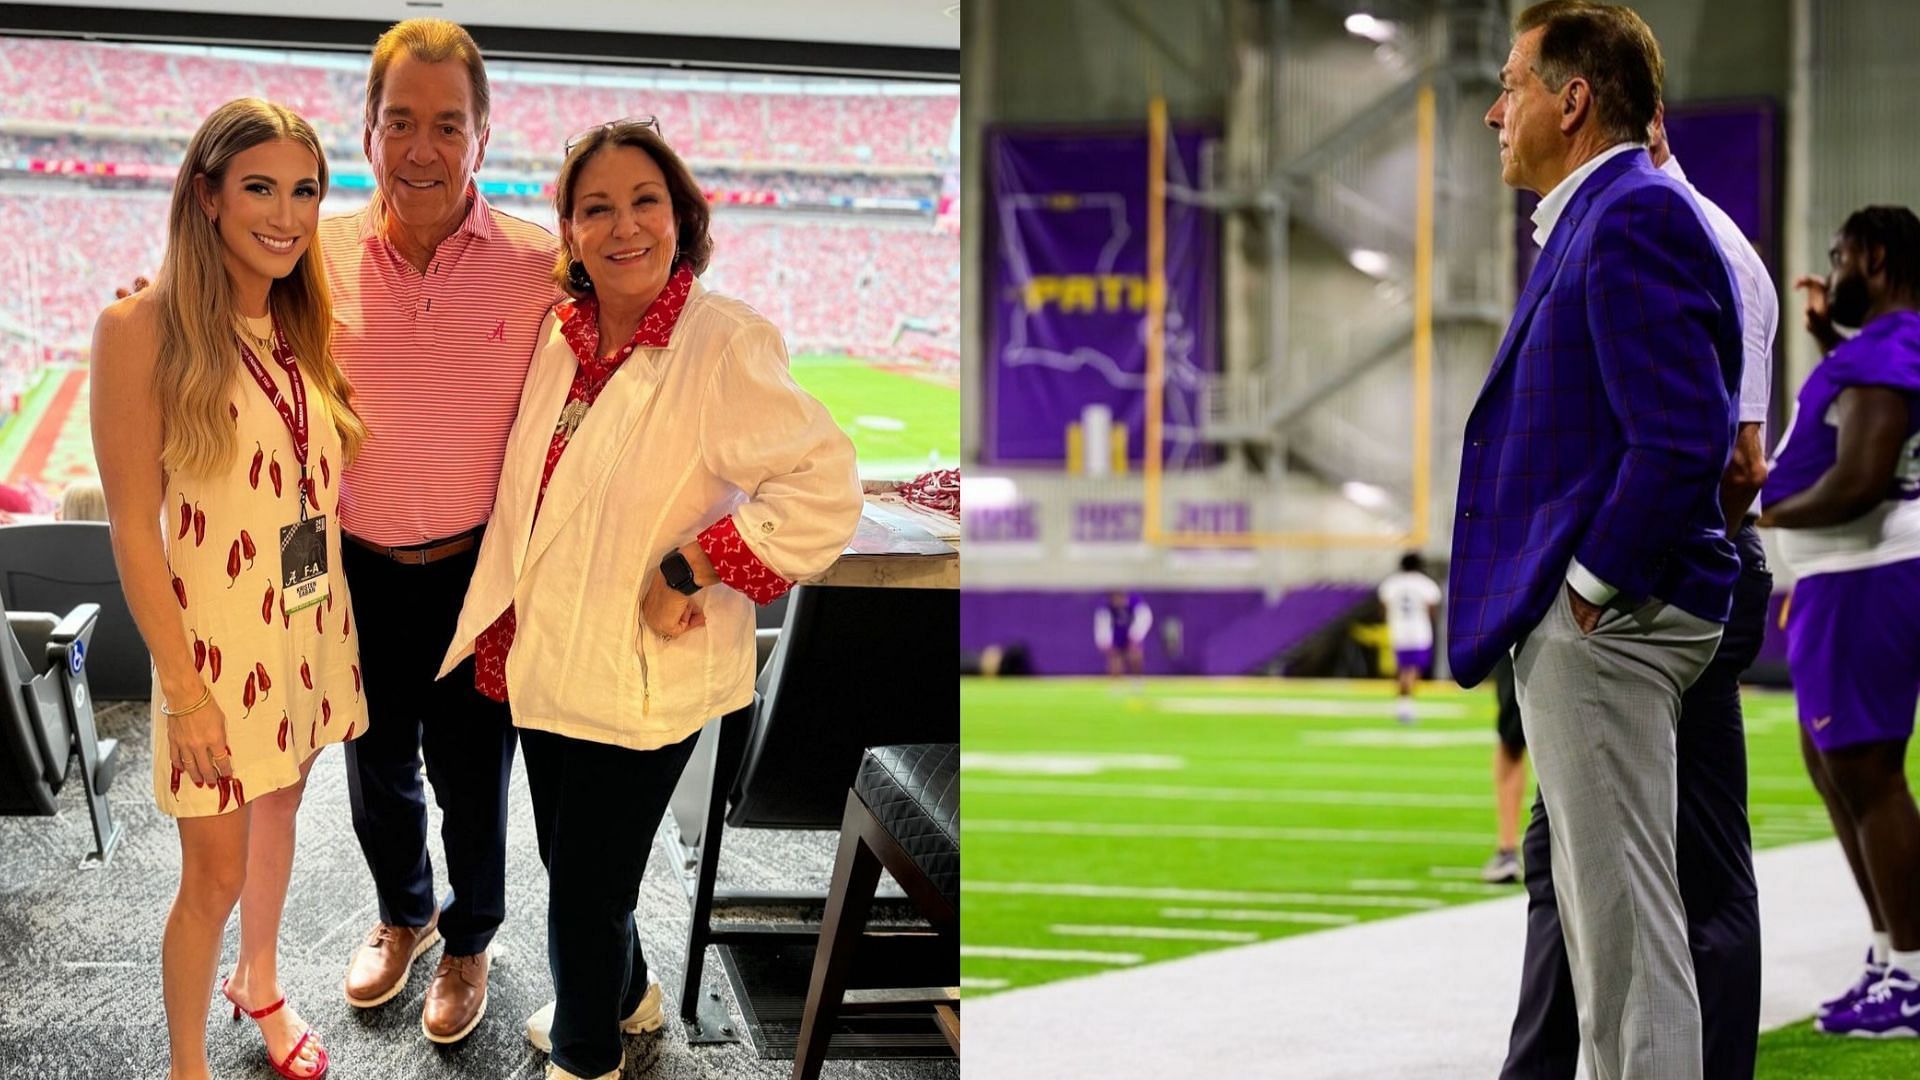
659, 549, 700, 596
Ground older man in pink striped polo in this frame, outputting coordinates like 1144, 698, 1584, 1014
325, 19, 560, 1045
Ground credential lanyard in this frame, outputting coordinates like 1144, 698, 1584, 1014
235, 326, 312, 521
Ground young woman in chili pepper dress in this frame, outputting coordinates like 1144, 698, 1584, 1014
150, 306, 367, 816
93, 98, 366, 1080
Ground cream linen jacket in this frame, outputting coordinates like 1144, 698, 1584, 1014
438, 280, 862, 749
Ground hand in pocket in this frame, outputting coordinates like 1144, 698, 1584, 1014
641, 575, 707, 640
1566, 583, 1605, 635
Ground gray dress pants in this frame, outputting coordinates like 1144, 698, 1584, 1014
1512, 585, 1723, 1080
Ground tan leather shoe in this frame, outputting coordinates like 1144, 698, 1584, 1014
526, 975, 665, 1052
344, 912, 441, 1008
422, 949, 490, 1044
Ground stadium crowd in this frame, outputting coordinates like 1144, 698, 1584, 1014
0, 38, 956, 170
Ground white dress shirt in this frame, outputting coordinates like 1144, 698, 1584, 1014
1530, 141, 1645, 248
1660, 155, 1777, 431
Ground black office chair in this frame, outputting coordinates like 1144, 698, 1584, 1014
0, 522, 151, 701
671, 583, 959, 1045
1, 592, 123, 866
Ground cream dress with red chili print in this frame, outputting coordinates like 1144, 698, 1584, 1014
149, 318, 367, 817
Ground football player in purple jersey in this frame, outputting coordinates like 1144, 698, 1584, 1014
1762, 205, 1920, 1037
1094, 591, 1152, 681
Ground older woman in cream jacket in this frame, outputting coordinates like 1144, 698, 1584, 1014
436, 120, 861, 1080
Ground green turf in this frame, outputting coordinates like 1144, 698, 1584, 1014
789, 353, 958, 479
0, 364, 61, 483
1756, 1020, 1920, 1079
962, 677, 1915, 1074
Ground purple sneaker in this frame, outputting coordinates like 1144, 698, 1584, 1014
1817, 950, 1888, 1018
1817, 967, 1920, 1038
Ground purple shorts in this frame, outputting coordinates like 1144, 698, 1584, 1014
1787, 560, 1920, 752
1394, 647, 1434, 676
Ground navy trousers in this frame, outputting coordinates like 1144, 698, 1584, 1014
521, 725, 700, 1077
342, 536, 518, 957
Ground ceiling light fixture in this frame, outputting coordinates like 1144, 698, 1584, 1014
1348, 248, 1391, 278
1342, 481, 1391, 510
1344, 13, 1396, 43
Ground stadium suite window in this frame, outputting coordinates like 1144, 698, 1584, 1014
0, 35, 958, 488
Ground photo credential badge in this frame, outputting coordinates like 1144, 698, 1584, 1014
279, 515, 330, 614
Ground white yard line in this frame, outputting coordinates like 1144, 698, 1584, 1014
1048, 924, 1261, 943
1159, 907, 1359, 927
965, 880, 1443, 910
1428, 865, 1493, 879
1349, 878, 1515, 896
1303, 730, 1506, 748
962, 752, 1188, 775
969, 819, 1491, 846
1202, 760, 1493, 783
961, 977, 1010, 991
969, 841, 1869, 1079
1155, 696, 1472, 719
967, 778, 1489, 808
962, 945, 1142, 965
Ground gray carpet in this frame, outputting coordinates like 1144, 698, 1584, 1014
0, 701, 958, 1080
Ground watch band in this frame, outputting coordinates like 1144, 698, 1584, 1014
660, 550, 700, 596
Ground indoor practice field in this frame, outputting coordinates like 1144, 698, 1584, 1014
961, 677, 1920, 1079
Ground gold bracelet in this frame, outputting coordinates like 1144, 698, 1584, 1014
161, 686, 212, 718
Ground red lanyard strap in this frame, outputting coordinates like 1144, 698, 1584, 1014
237, 325, 316, 519
235, 326, 309, 468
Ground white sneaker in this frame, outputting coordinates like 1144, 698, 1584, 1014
1480, 849, 1521, 884
527, 977, 666, 1053
545, 1058, 622, 1080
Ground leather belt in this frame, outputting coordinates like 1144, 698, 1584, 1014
346, 527, 482, 565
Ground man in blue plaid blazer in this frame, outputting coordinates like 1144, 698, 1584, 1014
1450, 5, 1743, 1078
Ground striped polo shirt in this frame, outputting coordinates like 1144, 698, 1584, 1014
320, 186, 561, 545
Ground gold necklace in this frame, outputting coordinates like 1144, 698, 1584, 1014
238, 313, 275, 352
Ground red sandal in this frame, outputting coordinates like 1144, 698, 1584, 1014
221, 976, 331, 1080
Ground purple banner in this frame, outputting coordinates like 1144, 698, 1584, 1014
1664, 102, 1778, 271
984, 127, 1219, 466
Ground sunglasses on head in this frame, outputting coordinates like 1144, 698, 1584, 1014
565, 116, 662, 153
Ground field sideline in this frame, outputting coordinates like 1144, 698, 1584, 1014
962, 676, 1920, 1077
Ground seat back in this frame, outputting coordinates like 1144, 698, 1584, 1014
730, 585, 958, 829
0, 595, 69, 814
0, 522, 149, 701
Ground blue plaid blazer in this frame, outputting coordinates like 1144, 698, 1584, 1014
1447, 149, 1742, 688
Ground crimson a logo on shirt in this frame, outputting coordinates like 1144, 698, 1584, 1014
486, 320, 506, 343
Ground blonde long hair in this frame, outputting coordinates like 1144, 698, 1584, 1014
152, 98, 366, 477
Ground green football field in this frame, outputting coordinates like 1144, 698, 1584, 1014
0, 353, 957, 488
962, 677, 1920, 1078
789, 353, 958, 479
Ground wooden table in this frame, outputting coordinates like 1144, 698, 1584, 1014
811, 496, 958, 590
